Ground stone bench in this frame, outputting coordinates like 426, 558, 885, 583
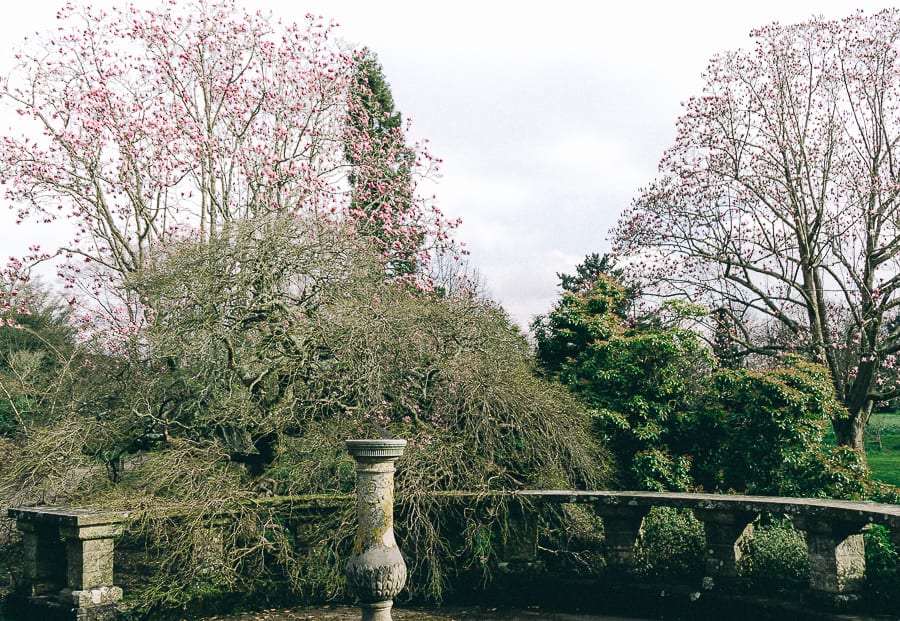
8, 506, 129, 621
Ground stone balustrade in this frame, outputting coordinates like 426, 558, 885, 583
512, 490, 900, 605
7, 491, 900, 617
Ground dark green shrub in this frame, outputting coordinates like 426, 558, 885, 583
696, 362, 856, 497
634, 507, 704, 579
865, 524, 900, 609
737, 517, 807, 591
532, 268, 711, 492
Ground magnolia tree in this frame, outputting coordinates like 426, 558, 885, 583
614, 9, 900, 450
0, 0, 458, 347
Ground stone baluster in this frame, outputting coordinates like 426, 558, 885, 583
692, 509, 757, 585
345, 439, 408, 621
594, 505, 650, 573
889, 527, 900, 550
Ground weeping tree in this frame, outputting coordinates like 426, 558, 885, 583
614, 10, 900, 450
0, 215, 610, 610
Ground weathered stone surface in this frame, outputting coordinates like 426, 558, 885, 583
8, 506, 126, 619
191, 519, 228, 576
346, 545, 407, 602
345, 439, 408, 621
9, 506, 129, 529
67, 536, 115, 590
501, 503, 538, 563
511, 490, 880, 599
807, 528, 866, 594
18, 520, 65, 585
61, 586, 123, 607
693, 509, 756, 580
358, 600, 395, 621
592, 505, 649, 572
512, 490, 900, 530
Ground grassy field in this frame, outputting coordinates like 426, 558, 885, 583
865, 413, 900, 487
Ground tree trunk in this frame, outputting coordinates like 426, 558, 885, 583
831, 403, 871, 455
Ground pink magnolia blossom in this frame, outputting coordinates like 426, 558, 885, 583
613, 9, 900, 448
1, 1, 462, 350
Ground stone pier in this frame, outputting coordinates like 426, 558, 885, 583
692, 508, 755, 584
8, 507, 127, 621
797, 516, 868, 605
593, 505, 649, 573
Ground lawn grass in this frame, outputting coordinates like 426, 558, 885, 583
865, 413, 900, 488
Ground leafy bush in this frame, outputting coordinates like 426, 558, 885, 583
737, 517, 808, 591
533, 268, 710, 491
629, 449, 693, 492
633, 507, 705, 579
693, 363, 869, 498
865, 524, 900, 611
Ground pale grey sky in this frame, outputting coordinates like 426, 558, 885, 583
0, 1, 893, 327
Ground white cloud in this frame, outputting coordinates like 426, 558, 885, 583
483, 247, 583, 328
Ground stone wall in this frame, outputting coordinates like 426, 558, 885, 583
7, 491, 900, 618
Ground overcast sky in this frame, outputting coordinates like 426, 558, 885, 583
0, 1, 894, 328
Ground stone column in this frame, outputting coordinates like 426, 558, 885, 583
16, 518, 65, 595
58, 521, 124, 610
594, 505, 649, 574
8, 507, 125, 621
501, 501, 538, 566
345, 439, 408, 621
192, 517, 228, 576
800, 518, 866, 604
692, 509, 757, 585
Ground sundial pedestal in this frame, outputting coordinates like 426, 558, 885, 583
345, 439, 407, 621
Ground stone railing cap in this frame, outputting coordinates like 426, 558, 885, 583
345, 438, 407, 458
8, 506, 130, 527
511, 490, 900, 527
